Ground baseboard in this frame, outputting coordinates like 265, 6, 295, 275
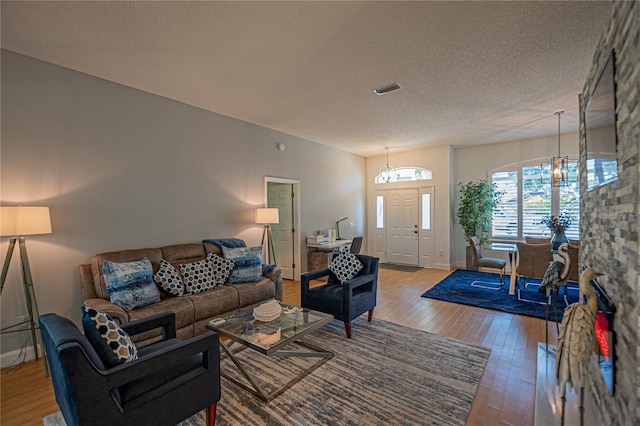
0, 344, 41, 369
433, 262, 452, 270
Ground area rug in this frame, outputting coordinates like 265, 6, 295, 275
44, 318, 490, 426
422, 269, 579, 321
380, 263, 422, 272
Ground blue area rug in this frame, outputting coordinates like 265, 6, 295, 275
422, 269, 579, 321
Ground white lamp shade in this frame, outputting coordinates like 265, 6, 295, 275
255, 208, 279, 224
1, 206, 52, 236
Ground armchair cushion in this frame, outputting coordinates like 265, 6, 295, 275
103, 258, 161, 311
328, 250, 363, 283
81, 306, 138, 368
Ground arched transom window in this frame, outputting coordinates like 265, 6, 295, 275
375, 167, 432, 184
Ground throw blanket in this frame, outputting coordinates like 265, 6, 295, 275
262, 264, 275, 274
203, 238, 275, 274
202, 238, 246, 249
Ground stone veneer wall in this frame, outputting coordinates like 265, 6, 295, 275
578, 1, 638, 424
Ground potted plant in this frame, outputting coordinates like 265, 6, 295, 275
540, 212, 572, 251
457, 179, 502, 269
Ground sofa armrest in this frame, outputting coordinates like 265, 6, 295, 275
263, 266, 282, 282
121, 311, 176, 341
344, 273, 375, 290
83, 298, 129, 324
301, 268, 331, 302
264, 266, 284, 301
103, 332, 219, 388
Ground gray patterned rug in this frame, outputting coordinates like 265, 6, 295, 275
44, 318, 490, 426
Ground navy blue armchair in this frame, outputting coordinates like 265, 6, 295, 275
40, 311, 220, 426
301, 254, 379, 338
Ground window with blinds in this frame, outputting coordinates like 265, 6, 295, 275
560, 163, 580, 240
490, 163, 580, 240
492, 171, 518, 237
523, 165, 551, 237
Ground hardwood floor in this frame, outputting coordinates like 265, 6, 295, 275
0, 267, 555, 425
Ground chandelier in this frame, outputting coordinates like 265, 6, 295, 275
379, 146, 395, 183
541, 111, 577, 187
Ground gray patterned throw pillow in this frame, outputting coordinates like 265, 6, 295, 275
329, 250, 363, 284
154, 259, 184, 296
81, 306, 138, 368
180, 255, 216, 295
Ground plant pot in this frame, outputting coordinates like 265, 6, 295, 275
466, 245, 478, 271
550, 231, 570, 253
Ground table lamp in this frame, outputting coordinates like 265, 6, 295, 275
1, 206, 52, 375
255, 208, 279, 265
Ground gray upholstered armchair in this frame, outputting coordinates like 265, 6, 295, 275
301, 254, 379, 338
40, 311, 220, 426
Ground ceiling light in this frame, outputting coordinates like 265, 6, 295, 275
373, 83, 401, 96
541, 111, 577, 187
379, 146, 396, 183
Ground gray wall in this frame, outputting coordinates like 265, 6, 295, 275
578, 1, 639, 424
0, 50, 366, 357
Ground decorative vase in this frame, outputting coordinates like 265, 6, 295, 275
550, 231, 570, 252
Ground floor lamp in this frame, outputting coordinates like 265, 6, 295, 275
1, 206, 52, 375
255, 208, 279, 265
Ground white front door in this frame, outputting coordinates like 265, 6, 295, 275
386, 189, 419, 265
267, 183, 294, 279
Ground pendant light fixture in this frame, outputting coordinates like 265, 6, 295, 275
541, 111, 576, 187
379, 146, 395, 183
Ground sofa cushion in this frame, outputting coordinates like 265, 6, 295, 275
103, 258, 161, 311
81, 306, 138, 367
233, 277, 276, 308
160, 243, 206, 267
222, 246, 263, 283
329, 250, 364, 284
92, 248, 164, 300
185, 285, 240, 322
127, 297, 195, 342
154, 260, 184, 297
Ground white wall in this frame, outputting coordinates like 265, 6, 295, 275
0, 50, 366, 357
453, 132, 579, 266
366, 145, 454, 269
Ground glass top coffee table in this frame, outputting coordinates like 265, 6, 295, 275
206, 303, 334, 402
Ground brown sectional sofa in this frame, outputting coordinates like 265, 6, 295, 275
79, 241, 282, 346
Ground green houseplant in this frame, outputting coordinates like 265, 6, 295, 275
457, 179, 502, 245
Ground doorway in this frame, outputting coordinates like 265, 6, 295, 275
265, 177, 300, 280
373, 186, 435, 267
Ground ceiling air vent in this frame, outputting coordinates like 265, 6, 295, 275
373, 83, 402, 96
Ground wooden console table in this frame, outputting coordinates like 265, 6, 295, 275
307, 240, 352, 272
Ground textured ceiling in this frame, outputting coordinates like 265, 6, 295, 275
0, 1, 612, 157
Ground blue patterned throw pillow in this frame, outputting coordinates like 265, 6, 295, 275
180, 255, 216, 295
209, 252, 235, 286
222, 246, 263, 283
329, 250, 363, 284
81, 306, 138, 368
154, 260, 184, 296
102, 258, 160, 311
